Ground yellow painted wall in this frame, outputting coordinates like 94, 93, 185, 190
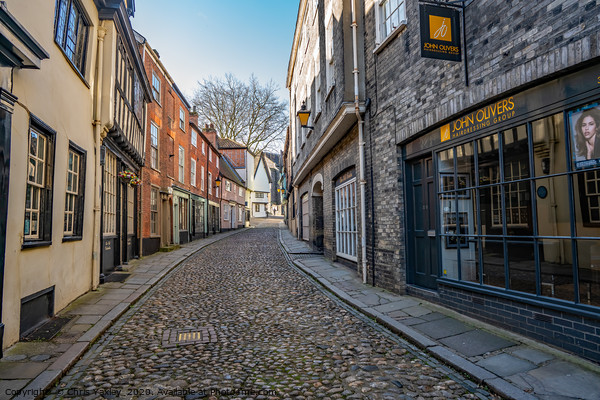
2, 0, 100, 349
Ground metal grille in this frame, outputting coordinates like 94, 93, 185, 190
162, 326, 217, 346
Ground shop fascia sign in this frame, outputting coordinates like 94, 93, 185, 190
440, 96, 516, 142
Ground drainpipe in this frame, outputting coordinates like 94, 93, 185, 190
92, 23, 108, 289
351, 0, 367, 284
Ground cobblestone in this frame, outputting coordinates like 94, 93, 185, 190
46, 229, 498, 399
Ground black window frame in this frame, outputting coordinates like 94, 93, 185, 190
152, 70, 161, 104
23, 116, 56, 249
53, 0, 90, 76
63, 141, 86, 241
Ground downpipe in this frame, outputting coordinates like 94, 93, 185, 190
351, 0, 367, 284
92, 23, 107, 289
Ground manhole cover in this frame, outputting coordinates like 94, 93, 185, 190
162, 326, 217, 346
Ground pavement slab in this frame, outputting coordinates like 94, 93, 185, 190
354, 293, 383, 306
372, 299, 420, 313
507, 361, 600, 399
509, 346, 555, 365
402, 305, 433, 317
440, 330, 516, 357
476, 353, 537, 377
0, 380, 29, 400
412, 317, 474, 339
0, 362, 48, 380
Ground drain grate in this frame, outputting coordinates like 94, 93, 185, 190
162, 326, 217, 346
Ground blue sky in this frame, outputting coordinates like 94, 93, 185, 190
131, 0, 299, 103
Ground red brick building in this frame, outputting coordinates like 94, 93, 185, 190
201, 124, 222, 234
219, 157, 246, 230
136, 33, 218, 255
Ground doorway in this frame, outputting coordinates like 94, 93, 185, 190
406, 156, 439, 289
312, 181, 324, 251
301, 193, 309, 241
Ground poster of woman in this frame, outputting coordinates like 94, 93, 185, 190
569, 103, 600, 169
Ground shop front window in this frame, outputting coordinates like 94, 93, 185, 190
435, 108, 600, 308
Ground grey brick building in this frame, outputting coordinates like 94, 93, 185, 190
363, 0, 600, 362
287, 0, 600, 362
287, 0, 368, 275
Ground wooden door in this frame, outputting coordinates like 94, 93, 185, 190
407, 156, 439, 289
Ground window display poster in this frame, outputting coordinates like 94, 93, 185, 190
569, 102, 600, 170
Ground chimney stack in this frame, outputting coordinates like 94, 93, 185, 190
202, 123, 218, 147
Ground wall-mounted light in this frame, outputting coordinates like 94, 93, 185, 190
214, 175, 221, 188
297, 101, 314, 130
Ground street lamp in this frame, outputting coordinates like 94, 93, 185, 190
215, 175, 221, 188
297, 101, 314, 130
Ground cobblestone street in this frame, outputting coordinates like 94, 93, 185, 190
46, 228, 497, 399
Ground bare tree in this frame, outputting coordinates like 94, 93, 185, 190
191, 74, 288, 154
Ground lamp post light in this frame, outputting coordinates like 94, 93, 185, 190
297, 101, 314, 130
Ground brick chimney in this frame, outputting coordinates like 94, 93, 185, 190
202, 123, 218, 147
189, 106, 199, 126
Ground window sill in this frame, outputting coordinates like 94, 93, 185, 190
374, 23, 407, 55
62, 236, 83, 243
22, 240, 52, 250
325, 84, 335, 101
314, 111, 321, 123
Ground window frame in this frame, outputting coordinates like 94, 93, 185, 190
54, 0, 90, 77
178, 197, 188, 231
325, 12, 335, 93
375, 0, 407, 50
178, 145, 185, 183
335, 176, 358, 261
102, 149, 117, 237
190, 158, 196, 187
150, 121, 159, 170
23, 117, 56, 248
150, 186, 160, 237
63, 142, 86, 241
224, 203, 230, 221
179, 107, 185, 131
151, 70, 161, 104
